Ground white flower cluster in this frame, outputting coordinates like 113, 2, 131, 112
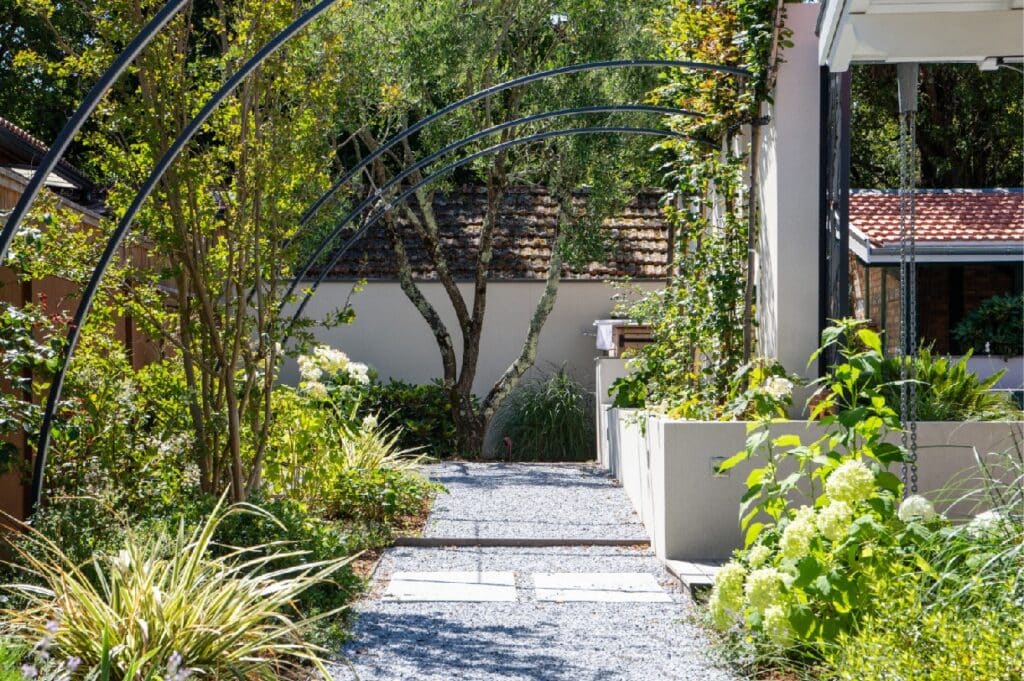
708, 561, 746, 628
297, 344, 371, 397
779, 506, 817, 560
761, 376, 794, 401
744, 567, 786, 614
897, 494, 937, 523
817, 500, 853, 542
825, 459, 875, 505
967, 510, 1008, 538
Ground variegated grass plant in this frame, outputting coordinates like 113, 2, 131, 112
1, 499, 354, 680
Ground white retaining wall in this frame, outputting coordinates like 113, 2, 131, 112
607, 410, 1024, 561
282, 280, 660, 395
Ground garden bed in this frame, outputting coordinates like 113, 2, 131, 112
603, 409, 1023, 561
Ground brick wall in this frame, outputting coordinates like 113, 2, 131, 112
850, 255, 1023, 356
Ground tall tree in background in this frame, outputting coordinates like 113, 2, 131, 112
311, 0, 665, 453
17, 0, 350, 501
851, 64, 1023, 188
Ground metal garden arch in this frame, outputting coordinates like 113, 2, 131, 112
1, 0, 749, 513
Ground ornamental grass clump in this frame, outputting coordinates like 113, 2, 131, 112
1, 500, 353, 680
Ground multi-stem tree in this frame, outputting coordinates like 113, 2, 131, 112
310, 0, 665, 453
18, 0, 350, 501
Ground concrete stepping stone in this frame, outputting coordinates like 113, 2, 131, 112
383, 571, 516, 602
533, 572, 673, 603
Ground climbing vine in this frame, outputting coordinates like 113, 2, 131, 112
613, 0, 789, 418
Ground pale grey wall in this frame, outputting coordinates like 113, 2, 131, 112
282, 280, 662, 395
756, 3, 822, 398
609, 412, 1024, 561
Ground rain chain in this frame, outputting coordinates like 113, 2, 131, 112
897, 63, 920, 495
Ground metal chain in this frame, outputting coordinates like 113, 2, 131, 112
898, 114, 910, 492
898, 111, 920, 495
907, 112, 919, 494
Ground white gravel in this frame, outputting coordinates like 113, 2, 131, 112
334, 464, 737, 681
423, 462, 648, 540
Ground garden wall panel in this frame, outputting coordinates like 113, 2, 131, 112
607, 411, 1024, 561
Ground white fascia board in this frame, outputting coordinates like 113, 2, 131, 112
820, 0, 1024, 68
851, 232, 1024, 265
847, 10, 1024, 63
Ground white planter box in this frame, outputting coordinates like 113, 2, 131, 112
954, 355, 1024, 391
606, 411, 1023, 561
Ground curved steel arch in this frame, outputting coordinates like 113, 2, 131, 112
294, 59, 749, 234
283, 125, 684, 336
0, 0, 190, 262
281, 103, 702, 303
19, 41, 747, 512
25, 0, 341, 515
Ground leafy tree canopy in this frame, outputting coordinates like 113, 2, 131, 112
851, 64, 1023, 189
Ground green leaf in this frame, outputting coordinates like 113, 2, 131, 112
744, 522, 765, 548
771, 434, 802, 449
857, 328, 882, 354
794, 555, 822, 588
715, 448, 749, 474
874, 471, 902, 494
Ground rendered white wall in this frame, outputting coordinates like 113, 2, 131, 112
609, 412, 1024, 561
282, 280, 661, 396
757, 3, 822, 401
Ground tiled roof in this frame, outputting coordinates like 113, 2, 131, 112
0, 116, 96, 197
0, 116, 54, 154
315, 185, 671, 281
850, 189, 1024, 246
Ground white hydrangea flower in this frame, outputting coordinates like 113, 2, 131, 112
747, 544, 772, 568
744, 567, 785, 614
763, 604, 792, 643
817, 500, 854, 542
762, 376, 794, 401
967, 510, 1008, 538
898, 494, 936, 523
347, 361, 371, 385
297, 355, 323, 383
303, 381, 329, 400
708, 561, 746, 629
313, 345, 350, 374
825, 459, 875, 505
779, 506, 817, 560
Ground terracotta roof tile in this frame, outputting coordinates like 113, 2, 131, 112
316, 185, 671, 281
850, 189, 1024, 246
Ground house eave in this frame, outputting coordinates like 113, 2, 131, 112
819, 0, 1024, 71
850, 226, 1024, 264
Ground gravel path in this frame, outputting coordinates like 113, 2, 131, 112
335, 463, 735, 681
423, 462, 648, 540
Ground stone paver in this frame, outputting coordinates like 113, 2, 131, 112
533, 572, 672, 603
383, 571, 517, 602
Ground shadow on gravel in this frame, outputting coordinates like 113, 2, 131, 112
339, 610, 581, 680
430, 464, 615, 491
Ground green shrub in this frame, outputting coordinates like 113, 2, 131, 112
880, 348, 1019, 421
491, 368, 595, 461
709, 320, 1024, 677
2, 500, 352, 680
827, 578, 1024, 681
323, 467, 438, 526
362, 379, 469, 457
953, 292, 1024, 356
0, 640, 22, 681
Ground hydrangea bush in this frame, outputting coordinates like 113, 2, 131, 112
709, 320, 1024, 667
711, 322, 927, 645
